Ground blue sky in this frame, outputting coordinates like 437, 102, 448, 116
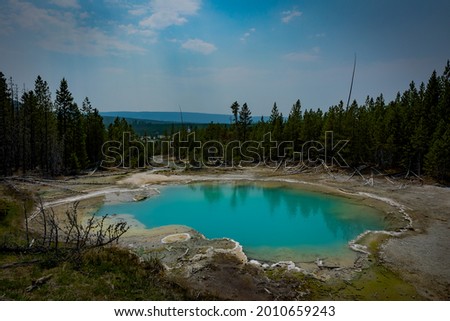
1, 0, 449, 116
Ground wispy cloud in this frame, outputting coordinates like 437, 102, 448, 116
283, 47, 320, 62
39, 27, 146, 56
240, 27, 256, 43
6, 0, 145, 56
281, 8, 302, 24
48, 0, 79, 9
181, 38, 217, 55
128, 7, 148, 16
139, 0, 201, 30
119, 24, 157, 43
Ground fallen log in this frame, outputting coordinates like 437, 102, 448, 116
25, 274, 53, 293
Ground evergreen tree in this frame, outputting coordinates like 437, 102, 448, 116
284, 99, 302, 151
34, 75, 59, 174
55, 78, 86, 172
20, 90, 39, 171
267, 102, 283, 160
9, 79, 20, 172
269, 102, 283, 141
437, 60, 450, 123
269, 102, 281, 124
0, 72, 13, 176
230, 101, 240, 125
423, 70, 441, 133
55, 78, 73, 142
230, 101, 240, 140
82, 97, 105, 167
239, 102, 252, 141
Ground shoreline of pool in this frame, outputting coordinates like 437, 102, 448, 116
39, 171, 411, 272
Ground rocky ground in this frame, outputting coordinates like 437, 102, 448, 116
9, 166, 450, 300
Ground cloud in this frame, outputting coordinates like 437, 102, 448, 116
240, 27, 256, 43
120, 24, 157, 42
6, 0, 145, 56
48, 0, 80, 9
283, 47, 320, 62
39, 26, 146, 56
281, 8, 302, 23
120, 0, 201, 44
139, 0, 201, 30
128, 7, 148, 16
181, 38, 217, 55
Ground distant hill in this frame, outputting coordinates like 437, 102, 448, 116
101, 116, 209, 137
100, 111, 234, 124
101, 111, 269, 136
100, 111, 268, 124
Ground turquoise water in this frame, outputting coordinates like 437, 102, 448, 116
97, 183, 385, 263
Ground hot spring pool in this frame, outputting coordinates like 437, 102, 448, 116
96, 182, 385, 263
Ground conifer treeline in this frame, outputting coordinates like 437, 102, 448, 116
1, 61, 449, 182
0, 74, 106, 175
194, 62, 450, 182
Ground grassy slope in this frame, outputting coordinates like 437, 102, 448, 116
0, 187, 190, 301
0, 248, 189, 300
